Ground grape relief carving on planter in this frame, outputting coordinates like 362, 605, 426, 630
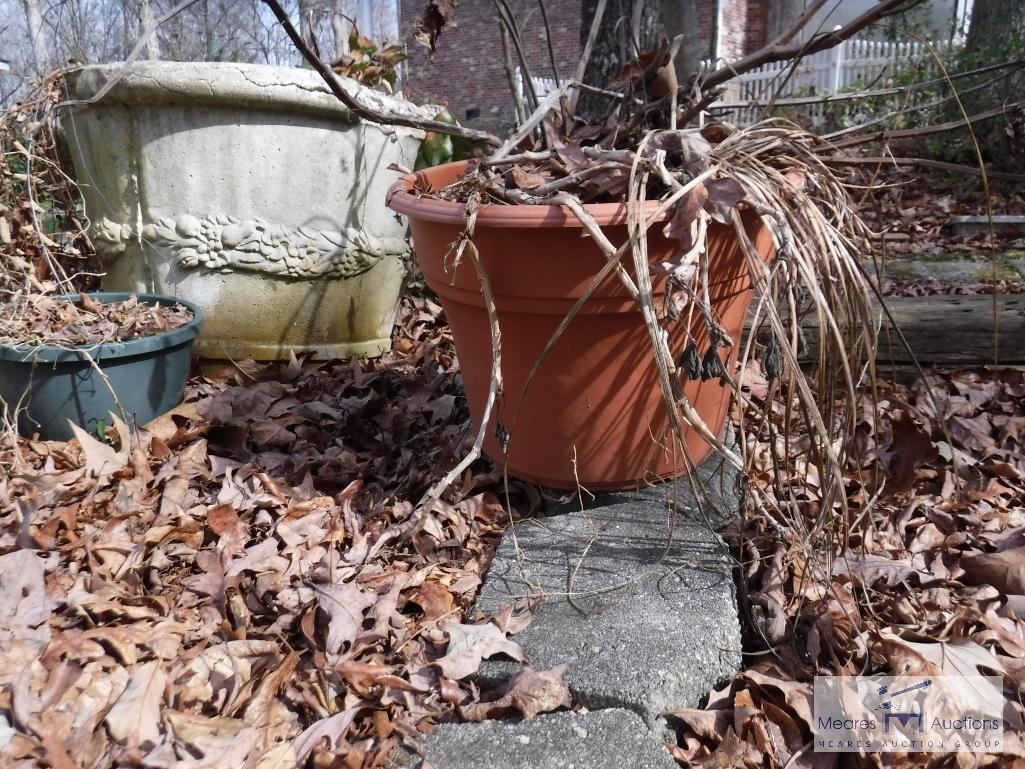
91, 213, 409, 279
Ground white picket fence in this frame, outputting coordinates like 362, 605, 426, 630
705, 37, 951, 106
516, 70, 558, 106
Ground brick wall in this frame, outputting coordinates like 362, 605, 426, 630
398, 0, 768, 135
696, 1, 716, 58
398, 0, 583, 135
717, 0, 768, 62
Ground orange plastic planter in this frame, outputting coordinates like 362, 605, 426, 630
388, 161, 774, 490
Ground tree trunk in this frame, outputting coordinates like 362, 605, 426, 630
21, 0, 50, 73
765, 0, 807, 43
578, 0, 665, 117
658, 0, 701, 83
332, 0, 350, 60
139, 0, 161, 60
298, 0, 321, 54
965, 0, 1024, 53
962, 0, 1025, 168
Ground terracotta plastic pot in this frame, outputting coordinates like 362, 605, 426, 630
388, 161, 774, 490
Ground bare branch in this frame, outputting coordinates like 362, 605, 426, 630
536, 0, 561, 87
500, 24, 528, 124
494, 0, 539, 111
570, 0, 608, 110
824, 155, 1025, 183
766, 0, 830, 48
260, 0, 501, 147
827, 99, 1025, 150
492, 80, 575, 160
703, 0, 929, 90
821, 65, 1025, 140
708, 57, 1025, 111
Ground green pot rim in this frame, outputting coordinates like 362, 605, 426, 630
0, 292, 204, 364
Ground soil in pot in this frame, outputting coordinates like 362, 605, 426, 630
0, 293, 203, 440
389, 161, 775, 491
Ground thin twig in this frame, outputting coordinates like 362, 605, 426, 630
535, 0, 561, 87
827, 100, 1025, 150
821, 65, 1025, 140
492, 81, 575, 160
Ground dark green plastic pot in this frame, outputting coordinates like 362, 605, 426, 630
0, 292, 203, 441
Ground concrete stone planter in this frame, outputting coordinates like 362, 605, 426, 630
65, 62, 431, 359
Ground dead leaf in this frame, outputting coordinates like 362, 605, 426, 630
880, 632, 1006, 678
703, 177, 746, 224
459, 665, 572, 721
207, 503, 247, 551
832, 552, 922, 588
69, 421, 129, 478
314, 581, 377, 658
290, 708, 358, 764
510, 165, 547, 190
664, 183, 709, 254
413, 0, 455, 53
104, 661, 166, 745
0, 550, 57, 653
434, 621, 524, 680
410, 581, 454, 622
882, 412, 938, 493
962, 546, 1025, 595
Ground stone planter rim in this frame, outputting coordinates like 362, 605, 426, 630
66, 60, 434, 128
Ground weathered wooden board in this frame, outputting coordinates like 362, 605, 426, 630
748, 294, 1025, 367
870, 294, 1025, 366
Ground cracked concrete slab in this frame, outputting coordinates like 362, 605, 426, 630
475, 487, 742, 734
415, 709, 678, 769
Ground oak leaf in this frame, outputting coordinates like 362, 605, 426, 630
104, 661, 166, 745
434, 621, 523, 680
459, 665, 572, 721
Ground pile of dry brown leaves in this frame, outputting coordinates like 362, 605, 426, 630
848, 163, 1025, 261
0, 294, 193, 347
668, 367, 1025, 768
0, 292, 573, 768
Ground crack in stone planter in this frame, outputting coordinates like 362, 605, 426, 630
65, 61, 434, 360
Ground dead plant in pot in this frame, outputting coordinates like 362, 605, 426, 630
265, 0, 886, 547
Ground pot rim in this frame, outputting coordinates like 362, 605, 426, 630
0, 292, 204, 364
387, 160, 672, 229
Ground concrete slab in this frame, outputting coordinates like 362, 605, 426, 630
949, 215, 1025, 238
857, 256, 1025, 283
416, 708, 678, 769
475, 494, 742, 734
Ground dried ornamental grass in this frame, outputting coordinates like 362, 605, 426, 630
1, 70, 93, 301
